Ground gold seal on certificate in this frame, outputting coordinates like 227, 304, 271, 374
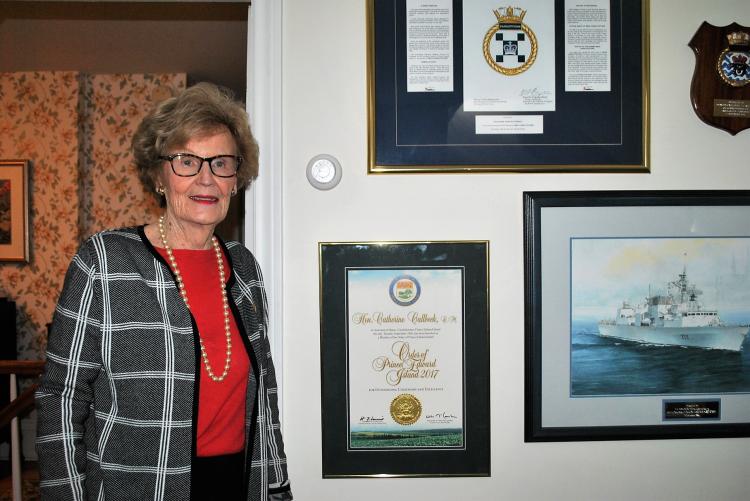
482, 6, 538, 76
390, 394, 422, 426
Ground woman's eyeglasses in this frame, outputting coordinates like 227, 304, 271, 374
159, 154, 242, 178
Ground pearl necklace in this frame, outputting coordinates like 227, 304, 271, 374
158, 215, 232, 382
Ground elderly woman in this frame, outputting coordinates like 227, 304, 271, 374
36, 83, 292, 500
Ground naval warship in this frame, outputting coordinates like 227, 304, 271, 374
597, 267, 749, 351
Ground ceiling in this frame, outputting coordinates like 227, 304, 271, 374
0, 1, 249, 95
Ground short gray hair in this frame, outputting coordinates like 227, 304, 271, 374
132, 82, 259, 198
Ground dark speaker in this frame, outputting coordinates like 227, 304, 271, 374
0, 298, 18, 445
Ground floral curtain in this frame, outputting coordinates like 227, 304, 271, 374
0, 71, 80, 359
0, 71, 185, 360
79, 73, 185, 238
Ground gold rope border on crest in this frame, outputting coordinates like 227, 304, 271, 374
716, 48, 750, 88
483, 22, 538, 76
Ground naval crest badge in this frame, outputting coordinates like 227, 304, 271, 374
689, 22, 750, 135
483, 6, 538, 76
718, 31, 750, 87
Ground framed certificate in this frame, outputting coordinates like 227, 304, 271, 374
524, 191, 750, 441
368, 0, 649, 173
319, 241, 489, 477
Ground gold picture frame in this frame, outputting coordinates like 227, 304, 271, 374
319, 240, 490, 476
0, 160, 30, 262
367, 0, 650, 173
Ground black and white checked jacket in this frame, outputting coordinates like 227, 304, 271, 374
36, 227, 292, 500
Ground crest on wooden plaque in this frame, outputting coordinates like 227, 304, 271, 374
689, 22, 750, 135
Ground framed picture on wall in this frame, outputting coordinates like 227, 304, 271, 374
524, 191, 750, 441
319, 241, 490, 476
0, 160, 30, 263
367, 0, 650, 173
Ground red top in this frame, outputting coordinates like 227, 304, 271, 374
156, 246, 250, 457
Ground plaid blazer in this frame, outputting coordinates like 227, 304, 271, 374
36, 227, 292, 500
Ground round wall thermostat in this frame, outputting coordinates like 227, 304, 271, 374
306, 154, 342, 190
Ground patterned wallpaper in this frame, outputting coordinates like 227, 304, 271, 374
79, 74, 185, 238
0, 71, 185, 360
0, 71, 80, 360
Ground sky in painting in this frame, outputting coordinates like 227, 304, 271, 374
571, 237, 750, 321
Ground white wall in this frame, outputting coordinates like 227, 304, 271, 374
280, 1, 750, 499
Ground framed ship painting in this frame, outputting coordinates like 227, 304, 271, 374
319, 241, 490, 476
0, 160, 30, 263
524, 191, 750, 441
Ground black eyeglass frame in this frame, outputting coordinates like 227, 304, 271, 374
158, 153, 243, 178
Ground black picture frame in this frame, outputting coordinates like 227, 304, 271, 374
319, 241, 490, 476
524, 191, 750, 441
368, 0, 649, 173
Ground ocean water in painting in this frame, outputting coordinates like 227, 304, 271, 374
571, 316, 750, 396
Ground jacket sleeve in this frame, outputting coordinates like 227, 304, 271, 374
260, 328, 292, 501
36, 241, 103, 500
243, 250, 293, 500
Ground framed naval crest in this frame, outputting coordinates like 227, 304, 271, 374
319, 241, 490, 476
524, 190, 750, 442
367, 0, 649, 173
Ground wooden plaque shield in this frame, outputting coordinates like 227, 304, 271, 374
689, 22, 750, 135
